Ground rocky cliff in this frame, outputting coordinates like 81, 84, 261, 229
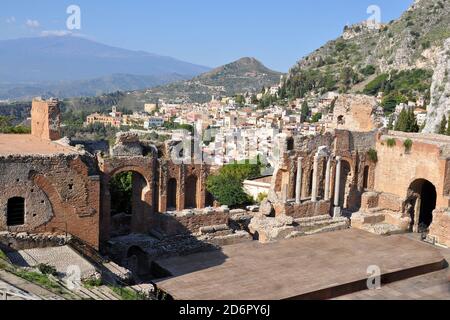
423, 38, 450, 133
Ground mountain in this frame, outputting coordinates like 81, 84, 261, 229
281, 0, 450, 103
135, 57, 284, 103
0, 35, 210, 100
59, 57, 284, 113
0, 73, 190, 100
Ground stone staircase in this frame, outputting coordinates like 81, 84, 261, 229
198, 224, 253, 246
74, 285, 121, 300
351, 208, 409, 236
288, 215, 350, 239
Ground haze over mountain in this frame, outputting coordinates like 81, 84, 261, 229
0, 35, 210, 100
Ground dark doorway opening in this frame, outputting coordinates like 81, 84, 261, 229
167, 178, 177, 210
407, 179, 437, 233
7, 197, 25, 226
363, 166, 370, 190
184, 175, 198, 209
110, 171, 147, 237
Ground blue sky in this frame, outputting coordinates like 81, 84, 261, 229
1, 0, 413, 72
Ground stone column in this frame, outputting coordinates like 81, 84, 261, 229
334, 156, 342, 217
311, 154, 319, 202
324, 156, 332, 201
295, 158, 303, 204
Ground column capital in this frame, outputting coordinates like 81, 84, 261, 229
335, 156, 342, 162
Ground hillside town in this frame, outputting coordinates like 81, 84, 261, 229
2, 0, 450, 307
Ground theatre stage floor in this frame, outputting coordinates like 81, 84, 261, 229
154, 229, 447, 300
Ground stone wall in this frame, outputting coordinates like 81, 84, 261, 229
374, 134, 449, 208
155, 210, 230, 236
429, 209, 450, 247
0, 154, 100, 248
280, 200, 332, 219
330, 94, 383, 132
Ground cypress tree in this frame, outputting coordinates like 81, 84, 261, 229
446, 116, 450, 136
439, 115, 447, 135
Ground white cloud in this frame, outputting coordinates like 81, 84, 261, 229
41, 30, 72, 37
5, 16, 16, 24
26, 19, 40, 28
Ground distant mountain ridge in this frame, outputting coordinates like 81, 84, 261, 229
136, 57, 284, 103
0, 35, 210, 100
61, 57, 284, 112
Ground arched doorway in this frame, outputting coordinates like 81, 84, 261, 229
109, 171, 148, 237
184, 175, 198, 209
167, 178, 177, 210
407, 179, 437, 233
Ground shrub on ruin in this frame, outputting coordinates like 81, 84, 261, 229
386, 138, 396, 148
367, 148, 378, 163
37, 263, 58, 276
404, 139, 413, 153
257, 192, 268, 204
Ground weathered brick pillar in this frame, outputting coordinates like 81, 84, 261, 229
177, 165, 185, 211
100, 175, 111, 243
198, 166, 207, 209
295, 158, 303, 204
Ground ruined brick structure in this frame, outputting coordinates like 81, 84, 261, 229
0, 99, 100, 248
3, 95, 450, 256
270, 129, 377, 220
31, 97, 61, 141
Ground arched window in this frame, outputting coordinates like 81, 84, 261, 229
7, 197, 25, 226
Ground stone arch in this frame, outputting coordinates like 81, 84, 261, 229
108, 168, 152, 237
406, 179, 437, 233
184, 175, 198, 209
109, 165, 152, 187
167, 178, 178, 210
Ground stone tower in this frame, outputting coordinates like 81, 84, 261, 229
31, 98, 61, 141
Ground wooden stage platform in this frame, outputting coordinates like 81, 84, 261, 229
154, 229, 446, 300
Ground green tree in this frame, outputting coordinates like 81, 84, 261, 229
439, 115, 447, 135
206, 175, 252, 208
395, 109, 419, 133
206, 161, 262, 207
301, 101, 310, 121
311, 113, 322, 123
235, 95, 245, 106
387, 114, 395, 130
446, 116, 450, 136
110, 172, 133, 215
